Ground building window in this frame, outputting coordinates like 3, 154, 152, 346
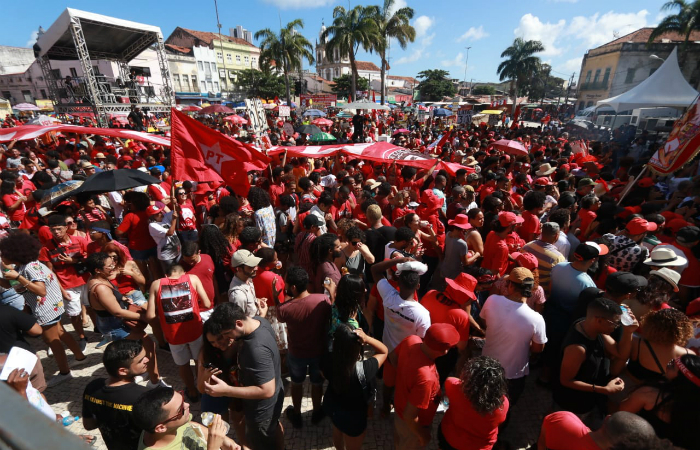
92, 65, 101, 75
182, 74, 189, 88
2, 91, 11, 101
252, 57, 257, 67
593, 69, 601, 84
51, 69, 61, 79
70, 68, 78, 77
584, 70, 591, 84
207, 81, 213, 91
173, 74, 180, 89
244, 56, 249, 65
214, 81, 219, 91
201, 81, 206, 92
216, 52, 223, 62
625, 68, 636, 84
335, 68, 339, 77
40, 89, 47, 99
227, 54, 232, 63
602, 67, 611, 85
317, 51, 322, 62
22, 90, 32, 102
586, 101, 594, 107
198, 61, 204, 70
236, 55, 241, 64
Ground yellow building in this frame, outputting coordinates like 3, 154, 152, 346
576, 44, 621, 109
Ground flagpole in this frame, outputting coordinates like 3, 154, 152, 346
616, 164, 647, 206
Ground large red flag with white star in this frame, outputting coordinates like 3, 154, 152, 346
170, 108, 270, 195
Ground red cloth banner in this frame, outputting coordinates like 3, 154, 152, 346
0, 124, 171, 146
170, 108, 269, 195
649, 95, 700, 175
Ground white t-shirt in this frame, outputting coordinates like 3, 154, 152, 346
148, 212, 181, 261
377, 278, 431, 352
309, 205, 327, 234
554, 231, 571, 260
481, 294, 547, 379
107, 191, 124, 222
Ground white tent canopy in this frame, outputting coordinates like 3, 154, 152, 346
596, 47, 698, 113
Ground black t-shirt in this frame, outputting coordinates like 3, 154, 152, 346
322, 357, 379, 414
82, 379, 148, 450
238, 317, 284, 422
0, 304, 37, 353
364, 226, 396, 283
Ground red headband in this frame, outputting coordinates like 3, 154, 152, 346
675, 358, 700, 387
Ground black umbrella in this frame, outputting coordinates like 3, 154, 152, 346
295, 124, 322, 135
77, 169, 161, 194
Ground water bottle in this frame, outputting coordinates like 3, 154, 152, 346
62, 415, 80, 426
620, 305, 634, 327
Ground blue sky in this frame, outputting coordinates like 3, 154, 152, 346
1, 0, 670, 85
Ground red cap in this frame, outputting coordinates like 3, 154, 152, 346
686, 298, 700, 318
147, 204, 164, 216
637, 177, 654, 188
666, 218, 690, 233
660, 211, 682, 222
516, 252, 539, 270
619, 205, 642, 219
121, 155, 133, 161
423, 323, 461, 352
444, 273, 477, 304
626, 217, 658, 235
498, 211, 525, 227
534, 177, 553, 186
560, 163, 570, 172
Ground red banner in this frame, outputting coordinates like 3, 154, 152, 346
649, 95, 700, 175
170, 109, 269, 195
300, 94, 337, 109
0, 124, 171, 146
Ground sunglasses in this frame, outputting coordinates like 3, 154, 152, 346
160, 391, 186, 425
596, 316, 621, 329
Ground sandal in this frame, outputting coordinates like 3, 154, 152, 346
80, 435, 97, 446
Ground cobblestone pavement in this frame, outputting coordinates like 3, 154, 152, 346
35, 320, 552, 450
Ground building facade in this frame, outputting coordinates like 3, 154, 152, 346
165, 27, 260, 100
576, 28, 700, 111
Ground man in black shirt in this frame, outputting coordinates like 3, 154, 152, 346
0, 304, 41, 353
206, 303, 285, 450
82, 339, 149, 450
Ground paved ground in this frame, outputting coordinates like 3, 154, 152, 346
35, 320, 553, 450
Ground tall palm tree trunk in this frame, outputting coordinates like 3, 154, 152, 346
349, 53, 357, 102
284, 65, 292, 107
380, 51, 387, 105
512, 80, 518, 115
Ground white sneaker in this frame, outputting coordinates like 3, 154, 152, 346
47, 372, 73, 388
146, 378, 171, 389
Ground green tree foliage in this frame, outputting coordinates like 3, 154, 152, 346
648, 0, 700, 47
373, 0, 415, 105
321, 5, 380, 102
331, 74, 369, 98
471, 85, 496, 95
496, 37, 544, 112
235, 69, 286, 100
255, 19, 315, 107
416, 69, 456, 101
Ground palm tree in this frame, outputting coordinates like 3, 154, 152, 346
496, 37, 544, 113
321, 5, 380, 102
255, 19, 315, 107
648, 0, 700, 47
374, 0, 416, 105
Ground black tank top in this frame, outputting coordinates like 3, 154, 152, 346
89, 282, 127, 318
627, 338, 666, 383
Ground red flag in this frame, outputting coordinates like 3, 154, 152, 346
435, 129, 453, 152
170, 108, 270, 196
274, 96, 280, 104
372, 91, 376, 103
649, 95, 700, 175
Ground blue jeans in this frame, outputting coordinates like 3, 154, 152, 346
124, 290, 147, 307
287, 353, 323, 385
0, 288, 24, 310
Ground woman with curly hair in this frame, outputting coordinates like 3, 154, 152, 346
627, 270, 680, 319
198, 224, 234, 293
247, 186, 276, 247
335, 226, 375, 277
620, 354, 700, 450
0, 232, 85, 386
439, 356, 509, 450
613, 309, 696, 404
220, 212, 244, 251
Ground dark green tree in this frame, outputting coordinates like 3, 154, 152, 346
648, 0, 700, 48
331, 74, 369, 99
373, 0, 416, 105
235, 69, 286, 99
416, 69, 456, 101
471, 85, 496, 95
496, 37, 544, 113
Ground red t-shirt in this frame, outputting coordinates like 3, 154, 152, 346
39, 235, 89, 288
2, 193, 26, 222
518, 210, 541, 241
185, 254, 216, 310
330, 199, 353, 221
269, 184, 285, 208
18, 205, 40, 231
420, 291, 470, 342
253, 269, 285, 307
177, 201, 198, 231
441, 377, 508, 450
481, 231, 510, 277
147, 184, 168, 202
117, 211, 156, 251
37, 225, 53, 246
678, 243, 700, 287
156, 274, 202, 345
541, 411, 600, 450
394, 334, 440, 426
578, 209, 597, 238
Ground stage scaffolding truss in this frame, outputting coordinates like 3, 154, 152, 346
34, 8, 173, 127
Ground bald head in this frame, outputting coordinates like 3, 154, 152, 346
602, 411, 656, 447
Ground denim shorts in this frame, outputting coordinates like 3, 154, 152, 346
0, 289, 25, 311
287, 353, 324, 385
95, 315, 131, 342
130, 247, 157, 261
124, 290, 147, 307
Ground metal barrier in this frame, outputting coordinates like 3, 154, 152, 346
0, 381, 90, 450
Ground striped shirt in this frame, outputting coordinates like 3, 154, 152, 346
522, 240, 565, 293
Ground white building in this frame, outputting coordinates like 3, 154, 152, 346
314, 23, 380, 83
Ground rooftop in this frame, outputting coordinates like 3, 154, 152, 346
179, 27, 258, 49
164, 44, 192, 55
355, 61, 381, 72
387, 75, 418, 83
597, 27, 700, 49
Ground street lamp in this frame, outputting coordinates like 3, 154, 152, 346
463, 47, 471, 95
649, 54, 665, 62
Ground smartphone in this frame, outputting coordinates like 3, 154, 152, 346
203, 362, 217, 370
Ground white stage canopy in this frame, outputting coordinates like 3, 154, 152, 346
34, 8, 163, 61
596, 47, 698, 113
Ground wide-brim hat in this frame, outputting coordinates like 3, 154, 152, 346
447, 214, 472, 230
535, 163, 556, 176
444, 273, 478, 304
650, 268, 680, 292
644, 247, 687, 267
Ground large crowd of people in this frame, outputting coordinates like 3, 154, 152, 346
0, 105, 698, 450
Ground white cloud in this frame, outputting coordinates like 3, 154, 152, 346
555, 57, 584, 75
567, 10, 649, 48
441, 52, 465, 68
457, 26, 489, 42
413, 16, 434, 38
261, 0, 334, 9
514, 13, 566, 56
396, 32, 435, 64
388, 0, 408, 15
26, 30, 38, 47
